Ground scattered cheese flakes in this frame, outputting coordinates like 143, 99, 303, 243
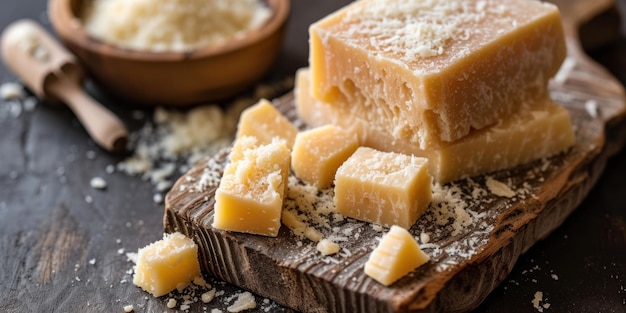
123, 304, 134, 312
88, 258, 96, 265
420, 232, 431, 244
485, 177, 516, 198
227, 292, 256, 312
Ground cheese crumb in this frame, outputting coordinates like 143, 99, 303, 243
227, 292, 256, 312
532, 291, 544, 312
201, 289, 216, 303
485, 177, 515, 198
90, 177, 108, 190
316, 239, 340, 256
123, 304, 133, 312
0, 82, 25, 101
166, 298, 177, 309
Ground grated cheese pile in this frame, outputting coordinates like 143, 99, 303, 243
116, 79, 293, 201
82, 0, 272, 52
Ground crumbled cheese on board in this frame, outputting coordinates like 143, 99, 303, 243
227, 292, 256, 312
82, 0, 272, 52
90, 176, 108, 189
486, 176, 516, 198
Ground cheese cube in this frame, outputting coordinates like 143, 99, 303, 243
310, 0, 566, 148
291, 125, 359, 189
296, 68, 575, 183
213, 136, 290, 237
132, 232, 201, 297
364, 225, 429, 286
236, 99, 298, 149
334, 147, 432, 229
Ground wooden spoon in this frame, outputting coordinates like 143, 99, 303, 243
1, 19, 128, 152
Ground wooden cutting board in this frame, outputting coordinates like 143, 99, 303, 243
164, 0, 626, 312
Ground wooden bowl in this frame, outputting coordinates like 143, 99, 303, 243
48, 0, 290, 106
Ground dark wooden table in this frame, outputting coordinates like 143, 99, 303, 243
1, 1, 625, 312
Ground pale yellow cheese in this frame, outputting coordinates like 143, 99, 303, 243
310, 0, 566, 148
213, 136, 290, 237
236, 99, 298, 149
296, 68, 575, 184
291, 125, 359, 189
364, 225, 429, 286
334, 147, 431, 229
132, 232, 201, 297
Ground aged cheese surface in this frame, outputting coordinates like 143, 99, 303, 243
334, 147, 431, 229
213, 136, 290, 237
309, 0, 566, 148
291, 125, 359, 189
364, 225, 430, 286
296, 68, 575, 183
236, 99, 298, 149
132, 232, 201, 297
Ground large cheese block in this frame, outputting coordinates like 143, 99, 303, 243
309, 0, 566, 148
296, 68, 575, 183
291, 125, 359, 189
334, 147, 432, 229
213, 136, 290, 237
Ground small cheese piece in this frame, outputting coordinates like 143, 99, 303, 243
291, 125, 359, 189
236, 99, 298, 149
334, 147, 431, 229
364, 225, 429, 286
309, 0, 566, 148
316, 239, 340, 255
132, 232, 201, 297
296, 68, 575, 183
213, 136, 290, 237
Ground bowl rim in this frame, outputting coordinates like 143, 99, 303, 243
48, 0, 290, 62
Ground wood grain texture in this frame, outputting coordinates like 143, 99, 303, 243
164, 31, 626, 313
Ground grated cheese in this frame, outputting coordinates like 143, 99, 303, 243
82, 0, 272, 52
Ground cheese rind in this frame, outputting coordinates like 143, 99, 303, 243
334, 147, 431, 229
364, 225, 429, 286
291, 125, 359, 189
309, 0, 566, 148
132, 232, 201, 297
296, 68, 575, 183
213, 136, 290, 237
236, 99, 298, 149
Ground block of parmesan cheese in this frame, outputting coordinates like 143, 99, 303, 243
309, 0, 566, 148
213, 136, 290, 237
291, 125, 359, 189
364, 225, 430, 286
133, 232, 201, 297
236, 99, 298, 149
296, 68, 575, 183
334, 147, 432, 229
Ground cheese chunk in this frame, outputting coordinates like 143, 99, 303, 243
213, 136, 290, 237
296, 68, 575, 183
291, 125, 359, 189
334, 147, 431, 229
236, 99, 298, 149
364, 225, 429, 286
132, 232, 201, 297
310, 0, 566, 148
